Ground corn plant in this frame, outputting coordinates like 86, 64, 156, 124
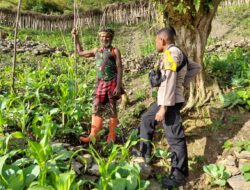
87, 131, 149, 190
51, 170, 84, 190
0, 96, 8, 130
0, 26, 119, 190
0, 123, 84, 190
27, 121, 57, 185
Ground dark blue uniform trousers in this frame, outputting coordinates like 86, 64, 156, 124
139, 102, 189, 177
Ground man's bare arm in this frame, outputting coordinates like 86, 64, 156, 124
72, 29, 97, 58
78, 48, 97, 58
114, 48, 122, 88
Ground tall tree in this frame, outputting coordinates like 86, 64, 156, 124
155, 0, 222, 110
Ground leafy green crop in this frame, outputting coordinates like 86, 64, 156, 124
153, 148, 171, 172
235, 140, 250, 152
204, 48, 250, 87
87, 130, 149, 190
0, 151, 40, 190
222, 140, 234, 150
0, 30, 98, 188
203, 164, 231, 186
205, 48, 250, 110
241, 164, 250, 181
0, 125, 84, 190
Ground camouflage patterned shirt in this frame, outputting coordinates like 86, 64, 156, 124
95, 46, 117, 81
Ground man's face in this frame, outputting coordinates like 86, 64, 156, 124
155, 35, 164, 53
100, 33, 112, 47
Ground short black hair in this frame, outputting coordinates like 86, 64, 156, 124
99, 28, 115, 37
157, 26, 176, 42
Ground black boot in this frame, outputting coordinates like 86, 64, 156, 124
162, 170, 186, 189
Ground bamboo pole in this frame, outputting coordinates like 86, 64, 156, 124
74, 0, 78, 96
11, 0, 22, 93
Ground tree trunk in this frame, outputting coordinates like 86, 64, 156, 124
176, 25, 209, 110
162, 0, 222, 111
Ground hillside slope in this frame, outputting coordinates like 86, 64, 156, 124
0, 0, 134, 13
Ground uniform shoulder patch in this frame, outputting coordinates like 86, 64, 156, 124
163, 50, 177, 72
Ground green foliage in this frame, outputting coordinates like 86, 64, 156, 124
221, 86, 250, 110
0, 126, 83, 190
222, 140, 234, 150
140, 38, 155, 56
0, 0, 17, 9
81, 28, 99, 49
209, 120, 226, 132
1, 0, 134, 13
6, 27, 98, 50
154, 148, 171, 170
235, 140, 250, 152
172, 0, 214, 15
228, 115, 239, 122
87, 131, 149, 190
188, 155, 207, 171
0, 28, 95, 188
204, 48, 250, 110
193, 0, 201, 12
0, 52, 95, 135
132, 103, 146, 117
203, 164, 231, 187
134, 90, 147, 102
204, 48, 250, 87
28, 0, 64, 14
154, 148, 171, 159
217, 4, 250, 38
241, 164, 250, 181
207, 36, 218, 46
174, 2, 190, 14
222, 139, 250, 153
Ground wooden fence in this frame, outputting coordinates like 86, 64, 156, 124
220, 0, 250, 7
0, 1, 155, 31
0, 0, 249, 31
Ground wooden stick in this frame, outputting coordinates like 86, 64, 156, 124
74, 0, 78, 96
11, 0, 22, 93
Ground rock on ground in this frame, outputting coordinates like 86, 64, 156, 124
227, 175, 250, 190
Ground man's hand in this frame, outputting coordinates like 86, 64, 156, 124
155, 106, 166, 122
113, 86, 121, 98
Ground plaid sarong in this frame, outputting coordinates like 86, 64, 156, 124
93, 78, 118, 117
94, 79, 117, 104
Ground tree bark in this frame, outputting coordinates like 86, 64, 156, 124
162, 0, 222, 110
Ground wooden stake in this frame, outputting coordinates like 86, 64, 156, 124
11, 0, 22, 93
74, 0, 78, 96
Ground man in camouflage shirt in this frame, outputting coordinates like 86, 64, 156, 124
72, 28, 122, 143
